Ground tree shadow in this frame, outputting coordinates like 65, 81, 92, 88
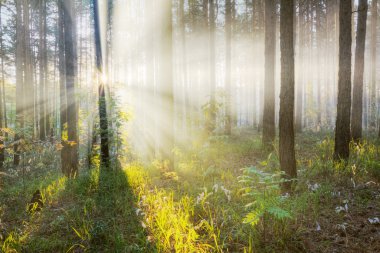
18, 162, 155, 252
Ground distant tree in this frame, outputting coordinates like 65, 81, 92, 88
39, 0, 47, 141
295, 0, 304, 132
93, 0, 110, 168
370, 0, 377, 130
279, 0, 297, 189
225, 0, 232, 135
262, 0, 276, 147
208, 0, 217, 134
352, 0, 368, 141
334, 0, 352, 160
160, 0, 174, 167
61, 0, 78, 177
14, 0, 24, 166
23, 0, 34, 130
0, 2, 4, 169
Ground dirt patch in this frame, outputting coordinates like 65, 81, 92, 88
302, 184, 380, 253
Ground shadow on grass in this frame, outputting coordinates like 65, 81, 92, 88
20, 163, 155, 252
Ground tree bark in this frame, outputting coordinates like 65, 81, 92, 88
39, 0, 47, 141
279, 0, 297, 189
352, 0, 368, 141
225, 0, 232, 135
208, 0, 217, 134
370, 0, 377, 130
334, 0, 352, 160
0, 3, 4, 169
93, 0, 110, 168
61, 0, 78, 177
14, 0, 24, 166
160, 0, 174, 167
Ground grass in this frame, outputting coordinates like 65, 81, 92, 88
0, 130, 379, 252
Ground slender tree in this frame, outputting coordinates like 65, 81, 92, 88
279, 0, 297, 189
0, 2, 4, 169
23, 0, 34, 130
94, 0, 110, 168
39, 0, 47, 141
352, 0, 368, 141
334, 0, 352, 160
370, 0, 377, 130
262, 0, 276, 147
61, 0, 78, 177
160, 0, 174, 167
225, 0, 232, 135
14, 0, 24, 166
208, 0, 217, 134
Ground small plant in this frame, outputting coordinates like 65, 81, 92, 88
239, 166, 292, 242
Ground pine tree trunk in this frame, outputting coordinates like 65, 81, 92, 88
370, 0, 377, 130
279, 0, 297, 189
295, 0, 303, 132
39, 0, 47, 141
225, 0, 232, 135
93, 0, 110, 168
0, 3, 4, 169
23, 0, 34, 130
352, 0, 368, 141
209, 0, 216, 134
334, 0, 352, 160
262, 0, 276, 146
61, 0, 78, 177
14, 0, 24, 166
160, 0, 174, 167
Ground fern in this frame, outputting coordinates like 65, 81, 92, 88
239, 166, 292, 231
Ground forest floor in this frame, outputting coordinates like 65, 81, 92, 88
0, 130, 379, 252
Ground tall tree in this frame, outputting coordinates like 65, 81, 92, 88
225, 0, 232, 135
39, 0, 47, 141
208, 0, 216, 134
23, 0, 34, 130
334, 0, 352, 160
262, 0, 276, 147
94, 0, 110, 168
14, 0, 24, 166
160, 0, 174, 167
370, 0, 377, 130
279, 0, 297, 188
0, 2, 4, 169
352, 0, 368, 141
295, 0, 304, 132
61, 0, 78, 177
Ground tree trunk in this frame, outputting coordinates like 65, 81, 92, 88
14, 0, 24, 166
370, 0, 377, 131
23, 0, 34, 130
0, 3, 4, 169
61, 0, 78, 177
262, 0, 276, 147
39, 0, 47, 141
208, 0, 216, 134
352, 0, 368, 141
279, 0, 297, 189
295, 0, 304, 132
160, 0, 174, 167
334, 0, 352, 160
93, 0, 110, 168
225, 0, 232, 135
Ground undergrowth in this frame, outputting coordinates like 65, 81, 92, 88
0, 131, 379, 252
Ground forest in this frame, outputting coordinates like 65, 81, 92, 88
0, 0, 379, 252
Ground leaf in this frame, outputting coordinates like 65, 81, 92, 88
266, 206, 292, 220
71, 226, 84, 240
243, 209, 264, 226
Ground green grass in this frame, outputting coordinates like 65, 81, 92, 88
1, 130, 379, 252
